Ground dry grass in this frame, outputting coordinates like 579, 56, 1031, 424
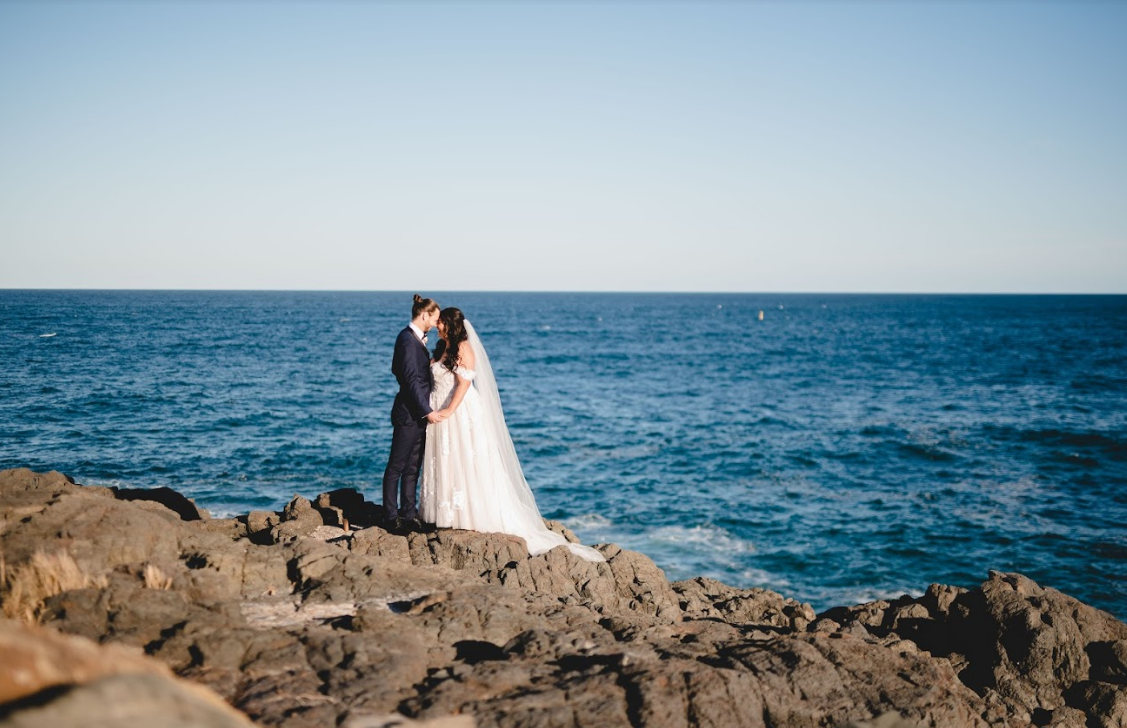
142, 563, 173, 590
0, 550, 108, 624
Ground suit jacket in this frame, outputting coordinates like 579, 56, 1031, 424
391, 326, 433, 425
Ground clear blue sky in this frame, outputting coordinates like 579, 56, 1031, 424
1, 1, 1125, 292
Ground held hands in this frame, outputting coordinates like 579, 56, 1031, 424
426, 410, 449, 424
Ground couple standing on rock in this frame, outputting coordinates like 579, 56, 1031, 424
380, 295, 605, 562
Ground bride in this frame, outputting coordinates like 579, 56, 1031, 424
420, 307, 605, 562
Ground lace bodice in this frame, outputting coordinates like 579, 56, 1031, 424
431, 361, 476, 410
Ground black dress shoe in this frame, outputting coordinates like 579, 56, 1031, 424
386, 516, 406, 535
406, 516, 427, 533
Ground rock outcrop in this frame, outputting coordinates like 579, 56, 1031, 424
818, 574, 1127, 727
0, 617, 256, 727
2, 467, 1124, 728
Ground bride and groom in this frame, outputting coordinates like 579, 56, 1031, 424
380, 295, 605, 562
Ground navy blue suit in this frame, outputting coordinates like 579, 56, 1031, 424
381, 326, 433, 520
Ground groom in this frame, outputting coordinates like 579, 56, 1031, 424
382, 294, 444, 534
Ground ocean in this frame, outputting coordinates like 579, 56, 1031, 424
3, 290, 1126, 617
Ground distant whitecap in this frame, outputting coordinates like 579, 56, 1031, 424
39, 332, 57, 338
648, 523, 756, 554
739, 567, 792, 590
836, 586, 926, 606
566, 513, 614, 530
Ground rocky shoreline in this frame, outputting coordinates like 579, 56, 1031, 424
1, 467, 1125, 728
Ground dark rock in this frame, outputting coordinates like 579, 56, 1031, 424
319, 504, 348, 529
234, 668, 332, 728
340, 714, 472, 728
0, 467, 77, 496
673, 576, 816, 631
543, 519, 581, 544
5, 468, 1127, 728
314, 488, 367, 527
597, 543, 683, 623
1063, 680, 1127, 727
245, 510, 279, 536
111, 486, 210, 521
0, 619, 254, 727
0, 672, 256, 728
350, 526, 412, 562
615, 659, 767, 728
270, 495, 324, 542
714, 632, 994, 727
282, 494, 315, 521
420, 528, 529, 572
92, 576, 192, 648
817, 570, 1127, 727
840, 714, 926, 728
1088, 639, 1127, 684
189, 517, 248, 540
303, 615, 434, 716
1, 487, 183, 573
286, 538, 458, 606
945, 571, 1127, 719
920, 582, 968, 618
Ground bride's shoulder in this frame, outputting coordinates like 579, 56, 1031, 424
460, 345, 476, 368
453, 345, 477, 381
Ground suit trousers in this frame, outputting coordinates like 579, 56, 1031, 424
382, 417, 426, 520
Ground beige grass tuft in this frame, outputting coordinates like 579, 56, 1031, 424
142, 563, 173, 590
0, 550, 108, 623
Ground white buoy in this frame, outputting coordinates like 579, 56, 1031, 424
758, 310, 764, 321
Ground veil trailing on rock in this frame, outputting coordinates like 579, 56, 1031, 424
463, 320, 605, 563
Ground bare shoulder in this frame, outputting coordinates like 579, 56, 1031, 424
460, 344, 477, 369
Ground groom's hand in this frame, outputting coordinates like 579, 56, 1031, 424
426, 411, 445, 424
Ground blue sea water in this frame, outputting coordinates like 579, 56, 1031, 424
3, 291, 1126, 617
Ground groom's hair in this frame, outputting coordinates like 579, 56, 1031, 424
412, 294, 439, 319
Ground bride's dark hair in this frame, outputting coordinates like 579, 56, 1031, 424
439, 307, 468, 373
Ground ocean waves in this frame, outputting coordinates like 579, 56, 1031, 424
3, 291, 1126, 616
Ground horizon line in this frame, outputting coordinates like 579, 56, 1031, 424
1, 287, 1125, 296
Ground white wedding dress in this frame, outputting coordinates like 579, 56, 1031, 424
420, 321, 605, 562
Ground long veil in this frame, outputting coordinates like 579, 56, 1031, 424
464, 320, 605, 562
